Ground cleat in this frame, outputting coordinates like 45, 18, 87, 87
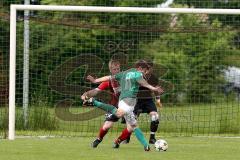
105, 113, 112, 119
87, 97, 94, 103
149, 138, 156, 144
112, 140, 120, 149
144, 145, 150, 151
121, 137, 130, 144
126, 137, 130, 143
83, 97, 94, 106
91, 138, 102, 148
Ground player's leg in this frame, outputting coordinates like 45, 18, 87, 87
121, 101, 142, 144
91, 98, 117, 114
149, 111, 159, 144
116, 98, 150, 151
87, 98, 126, 118
92, 120, 114, 148
144, 98, 159, 144
92, 112, 119, 148
132, 123, 150, 151
123, 100, 143, 143
147, 99, 159, 144
113, 125, 133, 148
113, 120, 150, 151
112, 99, 134, 148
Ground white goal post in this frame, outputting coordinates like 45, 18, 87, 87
9, 4, 240, 140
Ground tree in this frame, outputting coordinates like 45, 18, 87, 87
140, 13, 236, 103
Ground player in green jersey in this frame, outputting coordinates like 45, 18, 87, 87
82, 60, 163, 151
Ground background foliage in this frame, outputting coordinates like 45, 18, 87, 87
0, 0, 239, 134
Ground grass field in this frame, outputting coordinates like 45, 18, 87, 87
1, 102, 240, 138
1, 136, 240, 160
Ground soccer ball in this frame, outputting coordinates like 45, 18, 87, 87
154, 139, 168, 151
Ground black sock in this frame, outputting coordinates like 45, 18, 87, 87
150, 120, 159, 133
150, 133, 155, 139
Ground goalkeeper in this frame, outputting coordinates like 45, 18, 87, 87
82, 60, 163, 151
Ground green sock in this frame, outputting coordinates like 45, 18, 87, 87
134, 128, 148, 147
92, 99, 117, 114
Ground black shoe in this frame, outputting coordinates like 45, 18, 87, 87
144, 145, 150, 151
149, 138, 156, 144
113, 141, 120, 149
121, 137, 130, 144
92, 138, 102, 148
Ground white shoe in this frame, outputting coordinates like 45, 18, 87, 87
83, 97, 94, 105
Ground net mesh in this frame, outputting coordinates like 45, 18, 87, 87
0, 0, 240, 138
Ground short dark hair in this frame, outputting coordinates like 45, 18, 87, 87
135, 60, 150, 69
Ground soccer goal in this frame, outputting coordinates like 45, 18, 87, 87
8, 5, 240, 140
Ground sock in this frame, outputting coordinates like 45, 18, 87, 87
116, 128, 132, 143
134, 128, 148, 147
150, 119, 159, 140
98, 127, 108, 140
150, 132, 155, 139
93, 99, 117, 114
150, 120, 159, 133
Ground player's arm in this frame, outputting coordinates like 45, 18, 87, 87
137, 78, 164, 94
87, 75, 111, 83
155, 96, 163, 108
81, 88, 101, 100
148, 74, 163, 108
154, 84, 163, 108
81, 81, 110, 101
153, 85, 163, 108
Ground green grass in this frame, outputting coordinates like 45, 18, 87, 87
0, 136, 240, 160
1, 102, 240, 137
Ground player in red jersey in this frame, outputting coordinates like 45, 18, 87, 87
81, 59, 121, 148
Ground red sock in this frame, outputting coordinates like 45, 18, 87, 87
98, 127, 109, 140
116, 128, 132, 143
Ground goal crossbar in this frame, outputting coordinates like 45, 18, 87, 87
9, 4, 240, 140
11, 5, 240, 14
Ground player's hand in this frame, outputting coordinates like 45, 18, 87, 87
155, 86, 164, 94
81, 95, 86, 101
86, 75, 96, 83
156, 99, 163, 109
81, 94, 88, 105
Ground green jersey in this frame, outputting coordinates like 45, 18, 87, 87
113, 68, 144, 100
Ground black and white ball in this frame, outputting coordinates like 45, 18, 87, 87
154, 139, 168, 151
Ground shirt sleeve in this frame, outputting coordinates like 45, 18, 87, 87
135, 72, 144, 81
113, 71, 124, 81
97, 81, 110, 90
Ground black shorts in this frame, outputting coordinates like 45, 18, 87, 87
134, 98, 157, 115
104, 113, 119, 122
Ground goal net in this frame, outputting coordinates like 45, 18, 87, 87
7, 5, 240, 139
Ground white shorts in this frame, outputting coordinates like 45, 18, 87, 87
118, 98, 137, 125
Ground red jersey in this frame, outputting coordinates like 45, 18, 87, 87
97, 79, 120, 107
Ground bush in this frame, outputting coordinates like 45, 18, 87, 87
15, 101, 59, 130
